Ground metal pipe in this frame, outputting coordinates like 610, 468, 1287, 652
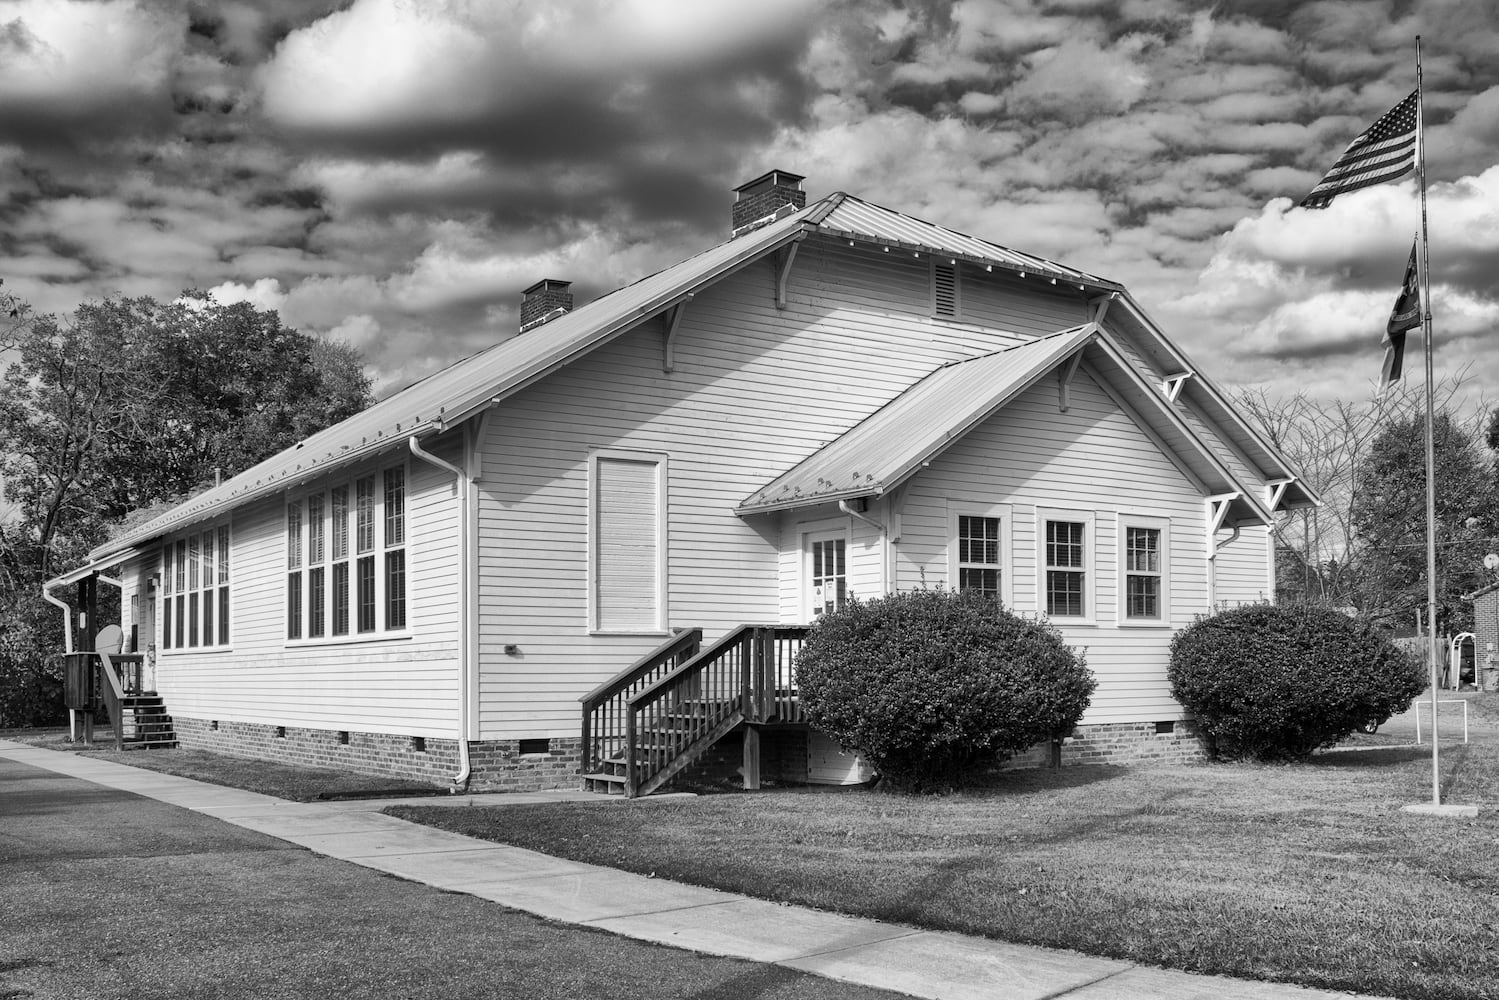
408, 435, 473, 791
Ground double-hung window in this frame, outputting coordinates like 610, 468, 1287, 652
1038, 509, 1093, 622
288, 464, 408, 642
1119, 515, 1169, 625
162, 523, 231, 651
948, 507, 1008, 603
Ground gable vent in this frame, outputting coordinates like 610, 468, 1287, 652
932, 260, 960, 318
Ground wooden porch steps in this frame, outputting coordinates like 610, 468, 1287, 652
116, 694, 178, 749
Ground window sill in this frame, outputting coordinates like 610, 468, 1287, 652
1118, 619, 1171, 629
588, 629, 674, 638
161, 646, 233, 656
286, 632, 412, 648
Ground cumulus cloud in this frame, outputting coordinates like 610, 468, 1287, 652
209, 278, 287, 311
0, 0, 186, 141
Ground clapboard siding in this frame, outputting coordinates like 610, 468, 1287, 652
473, 239, 1090, 739
1212, 524, 1273, 606
892, 371, 1208, 723
151, 449, 461, 735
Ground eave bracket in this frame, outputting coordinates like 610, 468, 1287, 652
661, 294, 693, 373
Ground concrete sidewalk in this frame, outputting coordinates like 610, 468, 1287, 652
1, 739, 1388, 1000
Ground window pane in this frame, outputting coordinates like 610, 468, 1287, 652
1046, 521, 1083, 568
287, 573, 303, 640
202, 531, 214, 587
188, 535, 199, 591
333, 562, 350, 636
959, 566, 999, 597
218, 526, 230, 583
384, 467, 405, 547
308, 494, 325, 565
331, 486, 349, 560
163, 545, 174, 595
385, 550, 406, 630
218, 587, 229, 645
287, 502, 302, 569
309, 566, 326, 638
175, 541, 186, 591
202, 590, 213, 647
1047, 570, 1084, 617
811, 538, 847, 616
357, 555, 375, 632
174, 594, 185, 647
1127, 527, 1160, 573
1127, 576, 1160, 618
163, 597, 173, 650
356, 477, 375, 554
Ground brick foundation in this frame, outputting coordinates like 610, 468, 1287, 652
1006, 719, 1209, 769
174, 717, 583, 791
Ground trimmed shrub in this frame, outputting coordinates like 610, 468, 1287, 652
795, 589, 1094, 792
1169, 603, 1424, 760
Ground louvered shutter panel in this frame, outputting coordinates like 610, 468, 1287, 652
595, 458, 659, 630
933, 261, 959, 317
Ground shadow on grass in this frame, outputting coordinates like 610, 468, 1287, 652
1310, 746, 1434, 768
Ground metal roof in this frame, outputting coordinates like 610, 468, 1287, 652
75, 188, 1286, 573
814, 196, 1123, 292
83, 200, 825, 564
737, 325, 1098, 514
737, 324, 1272, 526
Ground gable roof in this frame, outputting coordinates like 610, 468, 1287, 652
736, 324, 1272, 526
74, 190, 1295, 574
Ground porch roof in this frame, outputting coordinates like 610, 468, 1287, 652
735, 324, 1272, 526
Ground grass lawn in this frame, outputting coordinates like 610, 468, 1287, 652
7, 728, 445, 801
391, 737, 1499, 1000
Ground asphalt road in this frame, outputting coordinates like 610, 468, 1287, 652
0, 756, 901, 1000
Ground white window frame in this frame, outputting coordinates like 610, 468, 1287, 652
801, 523, 851, 622
1117, 514, 1170, 627
286, 461, 410, 646
931, 258, 962, 319
160, 520, 232, 654
1035, 507, 1095, 625
588, 449, 669, 635
947, 503, 1011, 606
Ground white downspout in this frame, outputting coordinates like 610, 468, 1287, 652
409, 435, 473, 790
42, 585, 74, 654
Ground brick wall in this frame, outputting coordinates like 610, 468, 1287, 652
175, 716, 583, 791
1005, 719, 1209, 769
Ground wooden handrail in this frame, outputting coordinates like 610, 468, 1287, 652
623, 624, 808, 797
95, 654, 128, 752
579, 629, 702, 774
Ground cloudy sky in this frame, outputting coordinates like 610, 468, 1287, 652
3, 0, 1497, 410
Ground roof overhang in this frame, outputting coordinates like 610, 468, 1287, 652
43, 546, 145, 593
737, 324, 1274, 528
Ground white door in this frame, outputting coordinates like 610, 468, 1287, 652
805, 530, 848, 620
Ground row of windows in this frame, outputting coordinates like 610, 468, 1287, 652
287, 466, 407, 641
161, 525, 231, 650
951, 510, 1168, 624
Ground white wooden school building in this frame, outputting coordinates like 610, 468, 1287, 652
48, 171, 1317, 794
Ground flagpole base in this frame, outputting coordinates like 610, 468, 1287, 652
1401, 802, 1480, 818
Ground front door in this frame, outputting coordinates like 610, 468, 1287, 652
805, 530, 847, 620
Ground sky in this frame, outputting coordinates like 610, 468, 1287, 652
2, 0, 1498, 411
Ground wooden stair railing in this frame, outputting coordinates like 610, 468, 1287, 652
62, 651, 177, 750
579, 629, 703, 777
618, 624, 808, 798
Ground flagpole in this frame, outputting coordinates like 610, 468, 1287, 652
1415, 35, 1441, 806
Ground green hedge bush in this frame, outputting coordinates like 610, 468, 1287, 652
1169, 603, 1424, 760
795, 589, 1094, 792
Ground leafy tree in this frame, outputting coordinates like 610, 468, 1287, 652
0, 292, 373, 726
1352, 409, 1499, 633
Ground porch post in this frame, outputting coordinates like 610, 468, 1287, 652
742, 725, 762, 791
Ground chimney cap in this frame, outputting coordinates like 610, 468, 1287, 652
522, 278, 572, 296
733, 169, 805, 196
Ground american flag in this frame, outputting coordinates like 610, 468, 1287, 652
1382, 241, 1421, 390
1300, 91, 1418, 209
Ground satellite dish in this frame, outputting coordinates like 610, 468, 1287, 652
1485, 553, 1499, 572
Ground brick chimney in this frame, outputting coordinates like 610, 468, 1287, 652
732, 169, 806, 234
519, 279, 573, 333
